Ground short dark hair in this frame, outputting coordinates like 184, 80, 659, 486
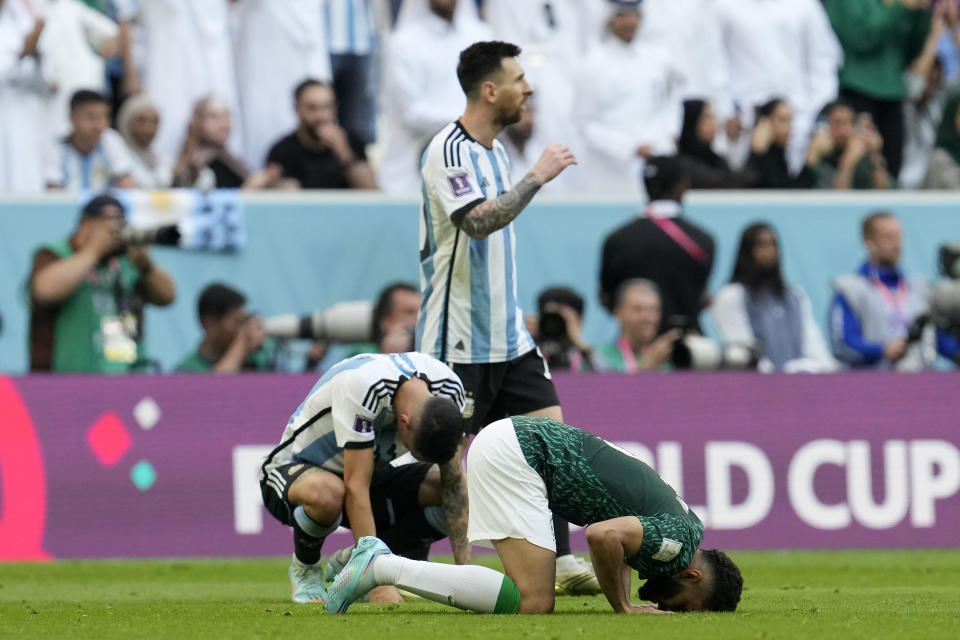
372, 282, 419, 342
756, 98, 786, 120
70, 90, 108, 113
197, 283, 246, 322
643, 155, 688, 202
80, 194, 125, 219
456, 41, 522, 98
862, 210, 896, 240
537, 286, 584, 317
414, 397, 465, 464
702, 549, 743, 612
294, 78, 329, 103
824, 97, 855, 119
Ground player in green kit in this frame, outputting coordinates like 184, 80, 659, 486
324, 416, 743, 615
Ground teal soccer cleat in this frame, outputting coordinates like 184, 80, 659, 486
323, 536, 391, 614
289, 555, 327, 604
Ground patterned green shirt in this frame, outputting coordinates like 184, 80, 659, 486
511, 416, 703, 577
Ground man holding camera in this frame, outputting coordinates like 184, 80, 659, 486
596, 280, 681, 373
830, 211, 958, 370
175, 283, 276, 373
29, 195, 175, 373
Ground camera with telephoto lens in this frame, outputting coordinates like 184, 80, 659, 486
667, 315, 758, 371
119, 224, 182, 247
262, 300, 374, 343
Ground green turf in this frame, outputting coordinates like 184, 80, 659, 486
1, 550, 958, 639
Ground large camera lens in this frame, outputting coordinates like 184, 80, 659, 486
538, 311, 567, 342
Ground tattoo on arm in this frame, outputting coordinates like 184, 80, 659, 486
440, 461, 472, 565
458, 172, 543, 239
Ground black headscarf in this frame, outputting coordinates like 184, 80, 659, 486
678, 100, 727, 169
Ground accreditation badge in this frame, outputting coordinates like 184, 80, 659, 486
101, 315, 137, 363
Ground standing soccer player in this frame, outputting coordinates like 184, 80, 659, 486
415, 40, 596, 594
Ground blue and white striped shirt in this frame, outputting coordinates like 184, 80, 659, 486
260, 352, 465, 481
324, 0, 373, 56
416, 121, 536, 365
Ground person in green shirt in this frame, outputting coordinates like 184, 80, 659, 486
808, 99, 892, 190
826, 0, 931, 179
175, 283, 276, 373
29, 194, 176, 373
595, 279, 682, 373
324, 415, 742, 616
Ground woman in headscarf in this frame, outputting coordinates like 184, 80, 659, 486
116, 95, 173, 188
712, 222, 838, 373
676, 99, 753, 188
924, 92, 960, 189
743, 98, 817, 189
172, 96, 281, 189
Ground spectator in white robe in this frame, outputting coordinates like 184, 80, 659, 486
483, 0, 596, 192
574, 0, 684, 196
0, 0, 52, 192
713, 0, 841, 172
136, 0, 242, 161
35, 0, 119, 138
234, 0, 332, 170
376, 0, 491, 195
116, 94, 173, 189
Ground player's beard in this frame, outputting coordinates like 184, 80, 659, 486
638, 576, 683, 606
493, 102, 524, 129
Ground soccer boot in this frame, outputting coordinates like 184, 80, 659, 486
555, 554, 602, 596
324, 536, 392, 614
289, 554, 327, 603
322, 547, 353, 583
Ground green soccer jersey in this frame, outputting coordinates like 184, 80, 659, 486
511, 416, 703, 578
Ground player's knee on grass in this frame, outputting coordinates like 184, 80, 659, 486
518, 589, 555, 614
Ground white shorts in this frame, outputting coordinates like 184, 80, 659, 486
466, 418, 556, 552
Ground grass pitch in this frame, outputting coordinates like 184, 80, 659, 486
1, 550, 958, 640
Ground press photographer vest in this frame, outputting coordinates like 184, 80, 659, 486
833, 272, 935, 371
44, 240, 145, 373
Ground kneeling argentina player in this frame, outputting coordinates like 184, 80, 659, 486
325, 416, 742, 615
260, 352, 471, 604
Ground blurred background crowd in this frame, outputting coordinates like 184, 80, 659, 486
3, 0, 960, 376
6, 0, 960, 195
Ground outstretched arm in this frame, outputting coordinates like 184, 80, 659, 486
439, 439, 471, 565
586, 517, 670, 615
455, 145, 576, 240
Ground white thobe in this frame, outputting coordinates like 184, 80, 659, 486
35, 0, 117, 138
0, 0, 53, 192
574, 37, 684, 196
713, 0, 841, 169
138, 0, 242, 160
233, 0, 331, 169
640, 0, 725, 105
483, 0, 590, 193
377, 12, 491, 196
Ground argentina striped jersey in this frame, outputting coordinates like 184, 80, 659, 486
416, 121, 536, 364
260, 352, 465, 484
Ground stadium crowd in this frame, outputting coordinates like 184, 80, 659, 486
4, 0, 960, 194
5, 0, 959, 375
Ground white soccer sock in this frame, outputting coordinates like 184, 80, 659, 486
372, 555, 520, 614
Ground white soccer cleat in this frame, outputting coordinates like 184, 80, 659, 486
289, 555, 327, 604
555, 554, 602, 596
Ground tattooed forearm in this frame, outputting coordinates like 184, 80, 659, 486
458, 172, 543, 239
440, 461, 472, 565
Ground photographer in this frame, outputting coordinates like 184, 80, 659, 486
29, 195, 175, 373
830, 211, 958, 371
534, 287, 597, 372
175, 283, 277, 373
596, 279, 682, 373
